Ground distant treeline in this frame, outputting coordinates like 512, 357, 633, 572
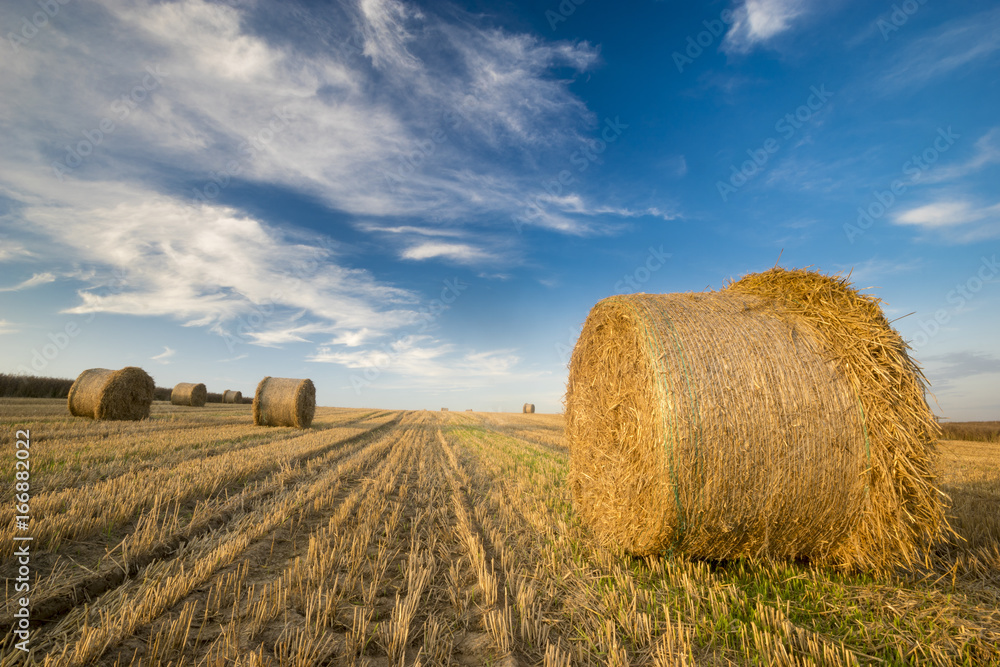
940, 421, 1000, 443
0, 373, 75, 398
1, 373, 251, 404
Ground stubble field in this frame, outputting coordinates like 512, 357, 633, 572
1, 399, 998, 666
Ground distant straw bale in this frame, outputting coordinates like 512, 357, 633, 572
565, 267, 946, 572
223, 390, 243, 404
523, 403, 535, 414
253, 377, 315, 428
67, 367, 155, 421
171, 382, 207, 407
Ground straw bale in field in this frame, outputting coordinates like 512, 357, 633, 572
223, 389, 243, 404
171, 382, 207, 407
523, 403, 536, 413
565, 268, 945, 571
67, 367, 155, 421
441, 407, 449, 411
253, 376, 315, 428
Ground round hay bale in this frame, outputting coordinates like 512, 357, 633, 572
171, 382, 207, 407
67, 367, 155, 421
565, 267, 945, 571
253, 377, 315, 428
523, 403, 536, 414
441, 408, 449, 411
223, 389, 243, 404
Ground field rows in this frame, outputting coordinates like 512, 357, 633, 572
1, 399, 999, 665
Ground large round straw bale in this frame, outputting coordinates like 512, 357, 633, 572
523, 403, 536, 414
223, 390, 243, 404
67, 367, 155, 421
171, 382, 207, 407
253, 377, 315, 428
566, 268, 945, 571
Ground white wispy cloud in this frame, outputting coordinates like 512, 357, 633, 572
514, 194, 678, 234
0, 319, 18, 335
11, 192, 419, 348
356, 223, 465, 237
357, 0, 424, 73
722, 0, 808, 54
0, 238, 36, 262
0, 272, 56, 292
878, 7, 1000, 92
835, 257, 924, 287
401, 242, 493, 263
919, 128, 1000, 185
151, 346, 176, 363
895, 201, 1000, 227
310, 334, 530, 389
591, 206, 678, 220
893, 199, 1000, 242
922, 352, 1000, 392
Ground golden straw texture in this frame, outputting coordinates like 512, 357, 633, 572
171, 382, 207, 407
253, 377, 315, 428
565, 268, 945, 571
223, 390, 243, 404
67, 367, 155, 421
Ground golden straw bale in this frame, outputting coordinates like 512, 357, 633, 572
223, 390, 243, 404
253, 377, 315, 428
523, 403, 536, 413
67, 367, 155, 421
565, 267, 945, 571
170, 382, 207, 407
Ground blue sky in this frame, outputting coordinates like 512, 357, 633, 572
1, 0, 998, 418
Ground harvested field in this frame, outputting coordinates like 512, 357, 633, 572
1, 398, 998, 666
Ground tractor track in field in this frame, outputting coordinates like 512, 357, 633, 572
0, 413, 404, 630
437, 427, 524, 663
